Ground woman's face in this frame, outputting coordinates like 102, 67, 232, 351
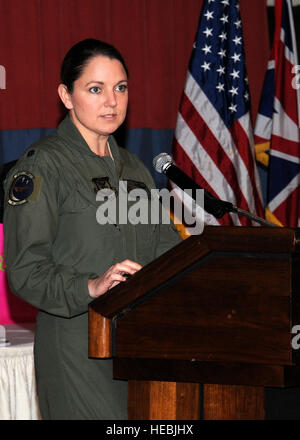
63, 55, 128, 140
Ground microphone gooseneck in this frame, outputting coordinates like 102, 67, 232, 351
153, 153, 234, 218
153, 153, 278, 227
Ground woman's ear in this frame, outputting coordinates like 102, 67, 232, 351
58, 84, 73, 110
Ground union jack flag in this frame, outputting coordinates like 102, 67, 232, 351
172, 0, 264, 227
254, 0, 300, 227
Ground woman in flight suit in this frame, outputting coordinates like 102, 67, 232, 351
3, 39, 180, 420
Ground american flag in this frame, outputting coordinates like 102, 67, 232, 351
254, 0, 300, 227
172, 0, 264, 227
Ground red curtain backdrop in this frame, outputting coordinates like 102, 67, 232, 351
0, 0, 269, 131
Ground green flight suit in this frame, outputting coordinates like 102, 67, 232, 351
3, 116, 181, 420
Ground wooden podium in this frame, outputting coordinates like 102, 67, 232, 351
88, 226, 300, 420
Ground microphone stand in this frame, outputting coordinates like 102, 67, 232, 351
152, 153, 279, 228
201, 185, 278, 227
230, 205, 278, 228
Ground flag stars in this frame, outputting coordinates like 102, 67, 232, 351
217, 66, 225, 75
219, 31, 227, 42
230, 69, 240, 79
229, 86, 238, 96
216, 82, 225, 92
204, 10, 214, 20
203, 27, 213, 37
232, 36, 242, 45
201, 61, 211, 71
231, 53, 241, 63
220, 14, 229, 24
194, 1, 248, 122
218, 48, 226, 58
202, 44, 212, 55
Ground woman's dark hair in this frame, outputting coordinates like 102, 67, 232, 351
60, 38, 129, 92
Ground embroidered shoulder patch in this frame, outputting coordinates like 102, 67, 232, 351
8, 171, 42, 205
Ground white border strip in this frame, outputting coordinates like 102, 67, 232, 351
268, 173, 300, 211
270, 149, 300, 163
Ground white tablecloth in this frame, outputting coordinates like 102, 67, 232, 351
0, 323, 41, 420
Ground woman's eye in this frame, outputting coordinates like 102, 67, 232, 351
115, 84, 128, 93
89, 86, 101, 94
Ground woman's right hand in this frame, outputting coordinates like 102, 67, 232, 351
88, 259, 142, 299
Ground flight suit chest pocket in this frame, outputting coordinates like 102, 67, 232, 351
123, 179, 153, 224
59, 183, 96, 214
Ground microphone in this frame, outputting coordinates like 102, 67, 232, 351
153, 153, 278, 227
153, 153, 233, 218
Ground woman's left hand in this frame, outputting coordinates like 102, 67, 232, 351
88, 259, 142, 298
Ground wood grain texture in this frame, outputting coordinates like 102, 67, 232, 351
88, 309, 112, 358
203, 384, 265, 420
128, 380, 200, 420
114, 254, 291, 365
114, 358, 289, 387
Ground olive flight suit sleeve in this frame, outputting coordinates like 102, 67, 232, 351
3, 149, 96, 318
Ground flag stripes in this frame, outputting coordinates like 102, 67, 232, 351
172, 0, 263, 228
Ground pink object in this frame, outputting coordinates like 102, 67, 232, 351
0, 224, 37, 324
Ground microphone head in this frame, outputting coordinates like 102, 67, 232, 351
153, 153, 173, 173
